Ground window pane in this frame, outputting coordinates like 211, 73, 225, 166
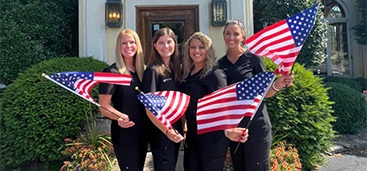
327, 5, 344, 18
329, 22, 349, 75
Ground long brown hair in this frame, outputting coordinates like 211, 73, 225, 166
146, 27, 181, 81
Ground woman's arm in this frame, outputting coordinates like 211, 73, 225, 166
265, 73, 294, 98
145, 109, 184, 143
98, 94, 135, 128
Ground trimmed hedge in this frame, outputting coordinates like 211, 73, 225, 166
265, 59, 335, 170
0, 57, 108, 169
324, 82, 367, 134
322, 76, 363, 92
353, 77, 367, 90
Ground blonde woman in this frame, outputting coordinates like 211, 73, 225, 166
99, 29, 149, 171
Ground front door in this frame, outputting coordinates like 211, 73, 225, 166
136, 6, 199, 63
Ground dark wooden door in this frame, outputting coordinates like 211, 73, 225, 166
136, 6, 199, 63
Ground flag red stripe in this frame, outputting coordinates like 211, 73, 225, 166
94, 72, 132, 85
197, 114, 245, 124
198, 124, 235, 134
197, 104, 251, 115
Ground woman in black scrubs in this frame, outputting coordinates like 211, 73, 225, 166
218, 19, 294, 171
142, 27, 184, 171
99, 29, 149, 171
180, 32, 243, 171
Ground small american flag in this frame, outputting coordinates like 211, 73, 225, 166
137, 91, 190, 130
245, 3, 319, 75
196, 72, 275, 134
45, 72, 132, 104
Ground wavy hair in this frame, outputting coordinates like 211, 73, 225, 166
147, 27, 181, 81
181, 32, 217, 82
115, 29, 145, 81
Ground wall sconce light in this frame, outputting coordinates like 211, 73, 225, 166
211, 0, 227, 26
105, 0, 122, 28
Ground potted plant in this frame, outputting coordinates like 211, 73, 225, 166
59, 113, 117, 171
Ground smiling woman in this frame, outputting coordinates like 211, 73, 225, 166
180, 32, 230, 171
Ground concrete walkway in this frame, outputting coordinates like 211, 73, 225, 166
316, 126, 367, 171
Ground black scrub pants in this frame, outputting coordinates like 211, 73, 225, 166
183, 131, 229, 171
114, 142, 148, 171
149, 122, 182, 171
229, 123, 271, 171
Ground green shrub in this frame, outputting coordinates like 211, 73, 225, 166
324, 82, 367, 134
353, 77, 367, 90
264, 59, 335, 170
322, 76, 363, 92
0, 0, 78, 85
0, 57, 108, 169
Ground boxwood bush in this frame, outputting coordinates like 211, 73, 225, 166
322, 76, 363, 92
264, 59, 335, 170
324, 82, 367, 134
353, 77, 367, 90
0, 57, 108, 170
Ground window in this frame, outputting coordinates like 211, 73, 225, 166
319, 0, 350, 75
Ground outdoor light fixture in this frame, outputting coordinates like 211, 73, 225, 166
211, 0, 227, 26
105, 0, 122, 28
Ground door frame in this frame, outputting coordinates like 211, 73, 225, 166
136, 5, 199, 62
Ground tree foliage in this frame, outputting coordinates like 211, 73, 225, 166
352, 0, 367, 45
0, 0, 78, 85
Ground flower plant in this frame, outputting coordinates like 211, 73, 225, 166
270, 141, 302, 171
59, 114, 116, 171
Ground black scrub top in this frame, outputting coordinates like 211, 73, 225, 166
99, 63, 147, 145
218, 51, 272, 128
180, 67, 227, 137
142, 66, 180, 92
142, 65, 182, 133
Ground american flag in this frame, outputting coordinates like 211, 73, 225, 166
137, 91, 190, 130
245, 3, 319, 75
196, 72, 275, 134
45, 72, 132, 104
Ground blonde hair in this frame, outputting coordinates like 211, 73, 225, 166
181, 32, 217, 82
147, 27, 181, 81
115, 29, 145, 81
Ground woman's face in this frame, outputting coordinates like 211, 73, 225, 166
189, 38, 206, 66
120, 34, 137, 59
154, 34, 175, 59
223, 24, 245, 49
